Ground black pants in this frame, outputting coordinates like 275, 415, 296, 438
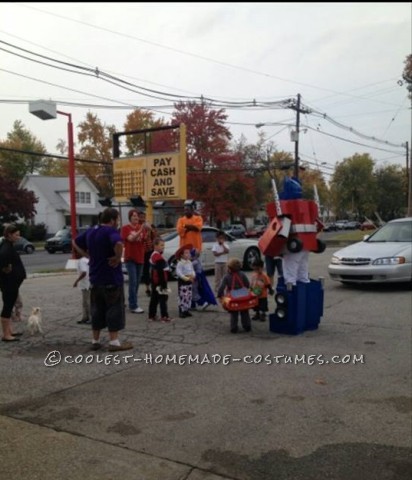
1, 284, 20, 318
230, 310, 251, 330
149, 286, 169, 318
142, 251, 153, 286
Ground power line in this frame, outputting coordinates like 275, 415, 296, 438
0, 38, 295, 108
0, 146, 112, 165
308, 108, 405, 148
14, 3, 407, 107
304, 125, 404, 155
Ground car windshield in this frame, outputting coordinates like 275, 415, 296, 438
55, 229, 70, 238
366, 221, 412, 243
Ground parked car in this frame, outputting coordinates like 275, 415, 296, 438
328, 217, 412, 284
45, 227, 89, 254
169, 227, 261, 277
0, 236, 35, 254
344, 221, 361, 230
334, 220, 349, 230
360, 220, 377, 231
323, 222, 338, 232
126, 226, 261, 279
224, 224, 246, 238
244, 225, 267, 238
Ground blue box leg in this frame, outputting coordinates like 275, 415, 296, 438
305, 279, 324, 330
270, 282, 306, 335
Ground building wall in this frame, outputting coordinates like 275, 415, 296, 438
24, 180, 65, 235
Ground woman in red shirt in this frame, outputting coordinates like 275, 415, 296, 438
120, 209, 147, 313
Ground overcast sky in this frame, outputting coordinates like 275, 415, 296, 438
0, 2, 410, 181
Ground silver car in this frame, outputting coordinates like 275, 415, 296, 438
328, 217, 412, 284
164, 226, 261, 277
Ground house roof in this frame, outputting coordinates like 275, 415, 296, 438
20, 175, 100, 214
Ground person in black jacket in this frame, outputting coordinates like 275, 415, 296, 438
0, 224, 27, 342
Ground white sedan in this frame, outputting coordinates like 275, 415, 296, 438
162, 226, 262, 277
328, 217, 412, 284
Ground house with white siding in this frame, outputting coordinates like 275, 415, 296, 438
19, 175, 101, 235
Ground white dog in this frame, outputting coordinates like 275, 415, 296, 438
27, 307, 43, 335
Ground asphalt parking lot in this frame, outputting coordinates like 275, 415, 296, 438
0, 247, 411, 480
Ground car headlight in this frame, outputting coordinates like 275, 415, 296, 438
330, 256, 341, 265
372, 257, 405, 265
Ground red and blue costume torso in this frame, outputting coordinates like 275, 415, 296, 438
258, 177, 324, 257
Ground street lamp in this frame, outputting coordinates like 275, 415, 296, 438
29, 100, 77, 255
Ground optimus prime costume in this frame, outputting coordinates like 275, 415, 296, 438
258, 176, 326, 335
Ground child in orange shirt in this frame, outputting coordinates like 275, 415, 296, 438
250, 259, 272, 322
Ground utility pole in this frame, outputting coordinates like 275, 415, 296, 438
405, 79, 412, 216
289, 93, 311, 179
294, 93, 301, 179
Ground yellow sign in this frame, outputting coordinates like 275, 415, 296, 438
113, 124, 187, 206
147, 153, 179, 199
113, 157, 146, 203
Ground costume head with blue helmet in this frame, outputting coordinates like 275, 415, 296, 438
279, 176, 302, 200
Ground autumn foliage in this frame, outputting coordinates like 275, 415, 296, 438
0, 173, 38, 222
172, 102, 257, 223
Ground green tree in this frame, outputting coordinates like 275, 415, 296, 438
37, 139, 69, 176
402, 53, 412, 99
0, 120, 47, 181
330, 153, 376, 219
374, 164, 407, 220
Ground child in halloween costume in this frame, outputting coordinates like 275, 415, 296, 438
217, 258, 252, 334
175, 244, 196, 318
148, 238, 172, 323
250, 259, 271, 322
190, 248, 217, 310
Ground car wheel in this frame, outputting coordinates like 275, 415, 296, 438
243, 247, 261, 270
313, 239, 326, 254
287, 237, 303, 253
25, 245, 35, 254
47, 249, 56, 254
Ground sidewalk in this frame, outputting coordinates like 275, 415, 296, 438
0, 261, 411, 480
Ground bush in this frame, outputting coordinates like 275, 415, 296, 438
28, 223, 47, 241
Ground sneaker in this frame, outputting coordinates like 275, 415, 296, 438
156, 286, 171, 295
230, 327, 238, 334
108, 341, 133, 352
260, 314, 267, 322
148, 317, 158, 322
198, 302, 209, 311
91, 342, 102, 351
130, 307, 144, 314
244, 326, 252, 332
160, 317, 173, 323
251, 313, 260, 321
184, 311, 193, 317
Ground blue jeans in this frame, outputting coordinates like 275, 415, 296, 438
125, 261, 143, 310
